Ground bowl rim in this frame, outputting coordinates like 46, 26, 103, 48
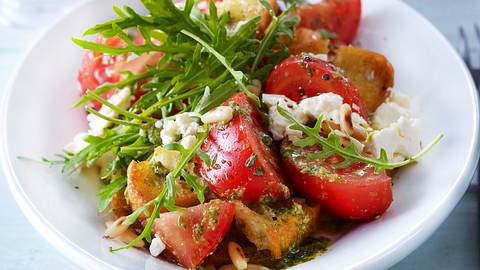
1, 0, 479, 270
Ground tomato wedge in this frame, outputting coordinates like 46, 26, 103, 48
265, 55, 368, 119
281, 142, 393, 220
77, 36, 124, 109
77, 35, 162, 109
153, 200, 235, 268
293, 0, 361, 44
198, 93, 291, 203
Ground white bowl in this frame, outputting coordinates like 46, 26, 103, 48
1, 0, 479, 269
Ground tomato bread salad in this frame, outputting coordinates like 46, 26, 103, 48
55, 0, 443, 269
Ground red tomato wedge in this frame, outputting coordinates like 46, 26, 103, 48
281, 142, 393, 220
198, 93, 291, 204
77, 35, 162, 109
153, 200, 235, 268
77, 36, 124, 109
293, 0, 361, 44
265, 55, 368, 119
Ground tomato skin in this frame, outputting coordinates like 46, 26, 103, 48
289, 27, 330, 55
293, 0, 361, 44
265, 55, 368, 119
281, 142, 392, 220
77, 34, 162, 109
77, 36, 124, 109
153, 200, 235, 268
198, 93, 291, 204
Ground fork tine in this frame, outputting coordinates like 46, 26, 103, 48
475, 23, 480, 44
474, 24, 480, 67
459, 26, 471, 68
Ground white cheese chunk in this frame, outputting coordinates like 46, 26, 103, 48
149, 234, 166, 257
180, 135, 197, 150
87, 88, 131, 136
154, 120, 163, 129
160, 119, 179, 145
176, 113, 193, 135
298, 92, 344, 123
64, 132, 89, 154
217, 0, 265, 22
370, 116, 421, 162
262, 94, 307, 141
372, 92, 411, 129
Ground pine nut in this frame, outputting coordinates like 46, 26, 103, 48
117, 229, 145, 248
201, 106, 234, 124
104, 216, 129, 239
228, 241, 248, 270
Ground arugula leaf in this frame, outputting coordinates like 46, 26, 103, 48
196, 148, 212, 167
277, 106, 443, 172
63, 132, 139, 174
251, 1, 300, 73
97, 176, 127, 212
180, 29, 248, 91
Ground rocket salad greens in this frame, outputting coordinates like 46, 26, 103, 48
48, 0, 442, 268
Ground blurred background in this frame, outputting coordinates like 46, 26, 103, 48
0, 0, 479, 269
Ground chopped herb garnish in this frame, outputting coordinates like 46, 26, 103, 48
261, 133, 273, 146
254, 166, 265, 176
97, 176, 128, 212
317, 28, 338, 40
245, 153, 258, 168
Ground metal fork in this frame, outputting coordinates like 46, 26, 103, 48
458, 25, 480, 251
458, 24, 480, 87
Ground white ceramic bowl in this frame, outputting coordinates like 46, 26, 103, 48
1, 0, 479, 269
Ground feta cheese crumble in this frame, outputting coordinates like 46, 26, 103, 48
217, 0, 266, 23
262, 93, 367, 142
298, 92, 344, 123
87, 88, 131, 136
160, 119, 180, 145
180, 135, 197, 150
372, 91, 411, 129
370, 116, 421, 162
157, 113, 201, 145
262, 94, 308, 140
149, 234, 166, 257
64, 132, 89, 154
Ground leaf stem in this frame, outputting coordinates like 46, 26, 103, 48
86, 107, 144, 127
86, 91, 155, 123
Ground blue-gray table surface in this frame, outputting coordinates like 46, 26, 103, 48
0, 0, 478, 269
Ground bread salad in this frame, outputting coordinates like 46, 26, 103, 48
57, 0, 442, 269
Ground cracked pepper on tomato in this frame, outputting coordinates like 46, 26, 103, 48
58, 0, 441, 269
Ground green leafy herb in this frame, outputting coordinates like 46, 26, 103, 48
261, 133, 273, 146
97, 176, 127, 212
317, 29, 338, 40
277, 106, 443, 172
254, 166, 265, 176
251, 0, 300, 73
245, 153, 257, 168
196, 148, 212, 167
